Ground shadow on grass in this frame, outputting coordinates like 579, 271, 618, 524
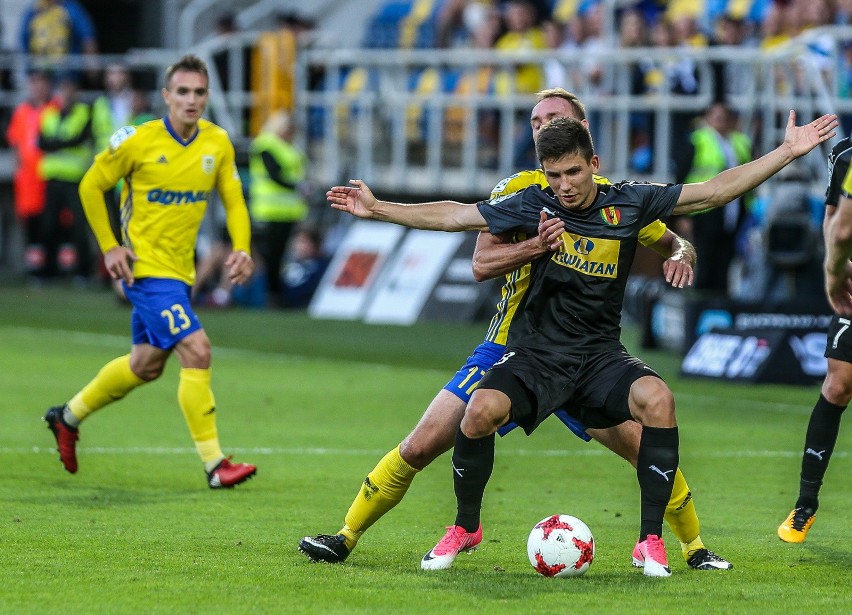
784, 542, 852, 569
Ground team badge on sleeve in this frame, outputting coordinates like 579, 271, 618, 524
109, 126, 137, 152
601, 206, 620, 226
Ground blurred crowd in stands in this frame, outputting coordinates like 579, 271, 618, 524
0, 0, 845, 309
357, 0, 852, 161
0, 2, 330, 310
366, 1, 847, 60
335, 0, 844, 302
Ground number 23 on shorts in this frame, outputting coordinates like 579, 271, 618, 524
160, 304, 192, 335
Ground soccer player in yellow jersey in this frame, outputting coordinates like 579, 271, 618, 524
300, 89, 731, 571
43, 54, 257, 489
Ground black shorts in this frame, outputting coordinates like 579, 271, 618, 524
825, 315, 852, 363
480, 346, 661, 435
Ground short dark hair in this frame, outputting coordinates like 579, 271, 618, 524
164, 54, 209, 88
535, 117, 595, 165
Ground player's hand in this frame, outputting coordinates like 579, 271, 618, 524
225, 250, 254, 285
825, 262, 852, 315
662, 253, 694, 288
784, 110, 838, 158
327, 179, 378, 218
104, 246, 137, 286
538, 210, 564, 251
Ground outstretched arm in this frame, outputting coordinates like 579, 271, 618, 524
327, 179, 489, 231
675, 111, 837, 214
472, 211, 565, 281
647, 229, 695, 288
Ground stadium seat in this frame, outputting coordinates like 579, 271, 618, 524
363, 1, 415, 49
364, 0, 443, 49
334, 67, 381, 140
705, 0, 772, 24
406, 67, 441, 142
402, 0, 442, 49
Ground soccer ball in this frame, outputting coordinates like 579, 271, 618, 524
527, 514, 595, 577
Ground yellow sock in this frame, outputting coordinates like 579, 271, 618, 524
177, 368, 223, 466
680, 535, 706, 560
663, 468, 705, 559
339, 445, 419, 551
67, 355, 146, 422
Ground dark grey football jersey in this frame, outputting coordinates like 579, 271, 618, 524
476, 182, 681, 353
827, 136, 852, 206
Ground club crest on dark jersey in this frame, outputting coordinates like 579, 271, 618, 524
600, 206, 620, 226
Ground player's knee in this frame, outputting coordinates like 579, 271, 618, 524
460, 411, 495, 438
399, 432, 451, 469
129, 361, 164, 382
399, 392, 465, 467
398, 440, 429, 469
821, 374, 852, 406
192, 345, 212, 366
462, 396, 508, 438
188, 340, 212, 366
629, 378, 675, 427
177, 336, 212, 368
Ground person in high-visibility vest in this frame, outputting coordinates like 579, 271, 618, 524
37, 74, 94, 280
675, 101, 754, 294
6, 69, 57, 278
91, 63, 134, 152
248, 110, 309, 305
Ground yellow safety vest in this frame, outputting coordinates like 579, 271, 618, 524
248, 132, 308, 223
38, 102, 93, 182
685, 126, 752, 184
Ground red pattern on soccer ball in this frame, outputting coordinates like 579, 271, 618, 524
573, 536, 594, 569
536, 514, 574, 539
533, 551, 567, 577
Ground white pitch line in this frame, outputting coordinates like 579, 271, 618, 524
4, 327, 820, 410
5, 326, 130, 348
8, 446, 846, 459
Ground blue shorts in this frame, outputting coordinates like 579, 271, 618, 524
123, 278, 203, 350
443, 341, 506, 403
444, 341, 592, 442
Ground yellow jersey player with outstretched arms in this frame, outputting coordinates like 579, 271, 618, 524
43, 54, 258, 490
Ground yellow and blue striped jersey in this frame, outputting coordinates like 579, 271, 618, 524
483, 169, 667, 344
79, 117, 250, 285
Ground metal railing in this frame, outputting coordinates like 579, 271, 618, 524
293, 26, 852, 198
0, 49, 183, 179
1, 26, 851, 197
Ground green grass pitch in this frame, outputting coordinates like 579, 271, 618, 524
0, 285, 849, 614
